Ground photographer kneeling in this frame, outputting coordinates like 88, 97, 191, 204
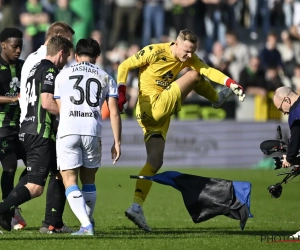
273, 86, 300, 239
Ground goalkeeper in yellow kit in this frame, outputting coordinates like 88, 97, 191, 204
117, 29, 245, 232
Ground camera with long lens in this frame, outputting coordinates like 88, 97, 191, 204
260, 126, 300, 198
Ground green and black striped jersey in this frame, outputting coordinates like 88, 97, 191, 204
0, 56, 23, 131
20, 59, 58, 139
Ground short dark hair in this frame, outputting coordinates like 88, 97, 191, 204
47, 36, 73, 56
46, 21, 75, 40
178, 29, 198, 44
75, 37, 101, 58
0, 27, 23, 42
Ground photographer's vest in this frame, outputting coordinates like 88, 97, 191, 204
25, 2, 49, 36
288, 97, 300, 128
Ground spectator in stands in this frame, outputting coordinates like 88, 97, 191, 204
291, 64, 300, 93
0, 0, 20, 29
19, 0, 50, 52
259, 32, 283, 72
248, 0, 270, 40
202, 0, 227, 51
239, 56, 268, 97
204, 41, 231, 78
109, 0, 142, 49
142, 0, 165, 47
91, 30, 104, 69
53, 0, 80, 27
265, 65, 284, 92
283, 0, 293, 29
171, 0, 199, 35
277, 30, 297, 78
224, 30, 249, 82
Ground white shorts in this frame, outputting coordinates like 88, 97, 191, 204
57, 135, 102, 171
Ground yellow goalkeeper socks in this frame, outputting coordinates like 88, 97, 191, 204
133, 163, 157, 206
194, 77, 218, 102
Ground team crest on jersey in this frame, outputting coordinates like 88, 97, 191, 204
9, 77, 20, 91
45, 73, 54, 81
162, 70, 173, 80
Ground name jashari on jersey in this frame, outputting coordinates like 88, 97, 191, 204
54, 62, 118, 138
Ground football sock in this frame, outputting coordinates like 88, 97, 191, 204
1, 171, 16, 199
1, 154, 17, 199
50, 179, 66, 228
82, 184, 96, 221
66, 185, 90, 227
16, 169, 28, 187
0, 186, 31, 214
133, 162, 157, 206
194, 77, 218, 102
44, 173, 55, 226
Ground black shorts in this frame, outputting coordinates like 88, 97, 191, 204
20, 134, 57, 186
0, 127, 26, 162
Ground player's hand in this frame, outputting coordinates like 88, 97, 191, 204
11, 96, 19, 103
225, 78, 245, 102
282, 154, 291, 168
111, 142, 121, 164
118, 84, 128, 114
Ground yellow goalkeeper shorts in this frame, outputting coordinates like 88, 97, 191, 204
135, 82, 181, 142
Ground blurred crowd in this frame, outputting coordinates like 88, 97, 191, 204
1, 0, 300, 120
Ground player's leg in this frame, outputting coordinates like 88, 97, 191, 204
10, 136, 28, 230
126, 87, 176, 231
175, 70, 233, 108
194, 77, 234, 108
79, 167, 98, 235
125, 134, 165, 232
0, 135, 18, 200
40, 137, 71, 234
79, 136, 101, 229
0, 134, 49, 231
58, 135, 94, 236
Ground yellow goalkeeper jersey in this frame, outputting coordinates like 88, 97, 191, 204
117, 42, 228, 99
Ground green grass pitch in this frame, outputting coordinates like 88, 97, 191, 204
1, 167, 300, 250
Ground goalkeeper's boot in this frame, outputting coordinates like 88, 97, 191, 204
125, 204, 152, 232
290, 230, 300, 240
0, 208, 14, 231
212, 86, 234, 109
11, 207, 27, 230
71, 223, 94, 236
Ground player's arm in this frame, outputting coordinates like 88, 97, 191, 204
189, 54, 245, 101
107, 96, 122, 164
117, 46, 155, 111
0, 95, 18, 104
41, 93, 59, 115
107, 75, 122, 164
53, 74, 61, 113
286, 120, 300, 163
41, 68, 59, 116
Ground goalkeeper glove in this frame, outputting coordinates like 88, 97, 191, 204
118, 84, 128, 113
225, 78, 245, 102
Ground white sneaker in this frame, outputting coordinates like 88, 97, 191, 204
212, 86, 234, 109
125, 205, 151, 232
290, 230, 300, 239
